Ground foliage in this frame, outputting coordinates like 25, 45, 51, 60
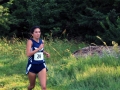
0, 4, 10, 36
98, 10, 120, 45
0, 0, 120, 44
79, 8, 120, 45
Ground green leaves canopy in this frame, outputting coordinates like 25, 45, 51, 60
0, 0, 120, 45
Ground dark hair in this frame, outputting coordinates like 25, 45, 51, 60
30, 26, 40, 34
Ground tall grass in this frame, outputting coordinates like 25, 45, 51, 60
0, 38, 120, 90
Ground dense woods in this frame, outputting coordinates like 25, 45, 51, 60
0, 0, 120, 45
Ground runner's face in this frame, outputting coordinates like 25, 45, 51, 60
32, 28, 41, 39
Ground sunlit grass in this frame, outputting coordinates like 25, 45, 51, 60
0, 38, 120, 90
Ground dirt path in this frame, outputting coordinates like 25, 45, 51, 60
73, 46, 120, 58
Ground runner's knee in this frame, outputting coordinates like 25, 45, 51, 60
28, 84, 35, 89
41, 86, 46, 90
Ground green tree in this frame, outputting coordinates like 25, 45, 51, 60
0, 2, 12, 37
0, 0, 120, 45
99, 14, 120, 45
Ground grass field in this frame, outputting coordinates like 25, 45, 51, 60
0, 38, 120, 90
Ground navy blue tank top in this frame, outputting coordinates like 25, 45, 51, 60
28, 38, 45, 64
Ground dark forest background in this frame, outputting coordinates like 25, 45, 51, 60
0, 0, 120, 45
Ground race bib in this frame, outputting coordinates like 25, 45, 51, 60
34, 52, 44, 61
